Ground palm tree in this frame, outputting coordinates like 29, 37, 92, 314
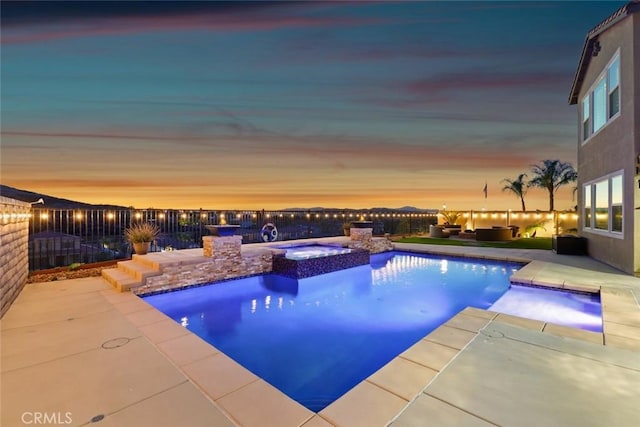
501, 174, 528, 211
528, 160, 577, 211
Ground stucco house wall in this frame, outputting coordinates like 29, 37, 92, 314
575, 12, 638, 274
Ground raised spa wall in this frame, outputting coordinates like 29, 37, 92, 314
272, 248, 370, 279
136, 235, 273, 295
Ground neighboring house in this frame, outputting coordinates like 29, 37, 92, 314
29, 231, 82, 269
569, 1, 640, 275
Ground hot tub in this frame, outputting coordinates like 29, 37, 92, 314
271, 244, 370, 279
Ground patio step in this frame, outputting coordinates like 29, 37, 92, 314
101, 268, 141, 292
132, 250, 209, 271
117, 260, 161, 282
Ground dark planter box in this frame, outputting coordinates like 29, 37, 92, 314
351, 221, 373, 228
552, 235, 587, 255
205, 225, 240, 236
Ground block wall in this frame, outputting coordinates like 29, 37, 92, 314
0, 197, 31, 318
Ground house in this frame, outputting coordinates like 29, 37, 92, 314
569, 1, 640, 275
29, 231, 82, 269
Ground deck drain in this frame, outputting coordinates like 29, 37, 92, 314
101, 337, 131, 349
479, 329, 505, 339
90, 414, 105, 423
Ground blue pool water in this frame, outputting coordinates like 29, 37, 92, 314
489, 284, 601, 332
278, 244, 352, 260
144, 251, 601, 411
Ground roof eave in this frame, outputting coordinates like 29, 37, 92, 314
568, 1, 639, 105
568, 37, 593, 105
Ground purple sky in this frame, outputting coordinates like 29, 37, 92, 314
0, 1, 625, 210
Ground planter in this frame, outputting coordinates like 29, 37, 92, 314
205, 224, 240, 237
552, 234, 587, 255
133, 242, 151, 255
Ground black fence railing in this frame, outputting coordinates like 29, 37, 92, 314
28, 208, 437, 271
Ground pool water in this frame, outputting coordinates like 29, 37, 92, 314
280, 244, 352, 260
144, 251, 601, 412
489, 284, 602, 332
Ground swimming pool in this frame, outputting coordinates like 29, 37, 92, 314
144, 251, 601, 411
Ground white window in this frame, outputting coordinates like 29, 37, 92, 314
592, 78, 607, 133
594, 180, 608, 230
582, 52, 620, 142
611, 175, 622, 232
582, 97, 590, 141
608, 57, 620, 118
583, 172, 623, 234
583, 185, 591, 227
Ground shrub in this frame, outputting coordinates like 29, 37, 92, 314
68, 263, 84, 271
124, 222, 160, 243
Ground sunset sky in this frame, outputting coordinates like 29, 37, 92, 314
1, 1, 624, 210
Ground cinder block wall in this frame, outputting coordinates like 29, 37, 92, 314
0, 196, 30, 318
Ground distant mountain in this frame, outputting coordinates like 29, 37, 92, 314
282, 205, 438, 212
371, 206, 438, 213
280, 207, 329, 212
0, 184, 127, 210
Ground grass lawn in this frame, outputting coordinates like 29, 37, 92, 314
395, 236, 552, 250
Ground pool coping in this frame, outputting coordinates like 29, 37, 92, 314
122, 242, 640, 426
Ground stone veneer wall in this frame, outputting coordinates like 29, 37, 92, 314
202, 235, 242, 258
348, 228, 394, 253
135, 235, 272, 295
0, 196, 31, 318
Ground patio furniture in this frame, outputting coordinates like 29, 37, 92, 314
429, 225, 450, 238
459, 231, 476, 239
444, 224, 462, 236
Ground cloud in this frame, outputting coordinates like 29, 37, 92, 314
405, 71, 569, 98
1, 3, 381, 45
1, 130, 188, 141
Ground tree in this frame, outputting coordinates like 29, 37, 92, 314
501, 173, 528, 211
440, 210, 463, 225
528, 160, 577, 211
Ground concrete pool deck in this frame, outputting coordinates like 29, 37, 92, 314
2, 240, 640, 426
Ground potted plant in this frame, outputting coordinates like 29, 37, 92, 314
125, 222, 160, 255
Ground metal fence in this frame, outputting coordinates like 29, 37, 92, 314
28, 208, 438, 271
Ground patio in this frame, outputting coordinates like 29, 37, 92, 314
2, 241, 640, 426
